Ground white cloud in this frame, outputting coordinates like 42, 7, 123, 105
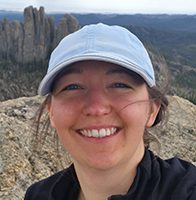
0, 0, 196, 14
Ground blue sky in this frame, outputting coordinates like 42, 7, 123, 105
0, 0, 196, 14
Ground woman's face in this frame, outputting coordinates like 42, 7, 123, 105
48, 61, 160, 170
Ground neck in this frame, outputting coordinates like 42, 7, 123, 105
75, 146, 145, 200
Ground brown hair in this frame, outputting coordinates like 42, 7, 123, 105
144, 86, 169, 148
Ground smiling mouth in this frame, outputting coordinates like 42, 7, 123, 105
77, 127, 120, 138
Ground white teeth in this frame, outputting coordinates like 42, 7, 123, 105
99, 128, 106, 137
92, 129, 99, 137
106, 128, 111, 136
80, 128, 117, 138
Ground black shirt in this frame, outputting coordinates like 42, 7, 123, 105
24, 149, 196, 200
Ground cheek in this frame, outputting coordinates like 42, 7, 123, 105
118, 102, 150, 127
49, 99, 80, 130
49, 101, 79, 149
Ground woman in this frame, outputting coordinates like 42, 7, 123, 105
25, 23, 196, 200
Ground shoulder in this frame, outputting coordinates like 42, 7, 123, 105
143, 150, 196, 199
24, 164, 79, 200
24, 170, 66, 200
144, 149, 196, 176
159, 156, 196, 199
155, 153, 196, 179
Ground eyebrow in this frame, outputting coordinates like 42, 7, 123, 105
106, 68, 144, 84
60, 67, 82, 76
61, 66, 134, 77
106, 68, 130, 75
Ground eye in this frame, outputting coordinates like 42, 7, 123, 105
109, 82, 132, 89
61, 83, 83, 91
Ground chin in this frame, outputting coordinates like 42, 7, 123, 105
83, 153, 123, 171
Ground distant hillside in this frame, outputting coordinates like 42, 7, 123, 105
1, 11, 196, 32
72, 13, 196, 33
0, 10, 23, 21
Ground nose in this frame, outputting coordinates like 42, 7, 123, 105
82, 89, 112, 116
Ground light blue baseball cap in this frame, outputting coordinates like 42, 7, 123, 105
38, 23, 155, 96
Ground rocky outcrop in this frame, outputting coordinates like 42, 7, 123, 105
0, 95, 195, 199
54, 14, 80, 47
22, 6, 53, 63
150, 96, 196, 162
0, 6, 79, 64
